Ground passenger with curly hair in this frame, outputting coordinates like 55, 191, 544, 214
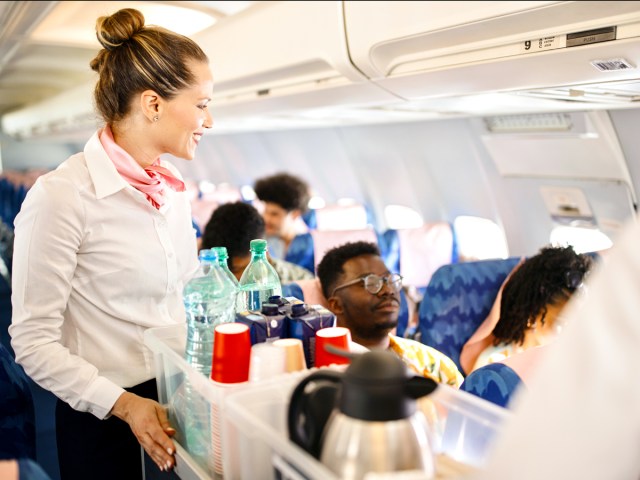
471, 245, 593, 372
201, 202, 313, 282
317, 241, 463, 387
253, 172, 311, 258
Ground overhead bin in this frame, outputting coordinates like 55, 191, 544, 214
195, 1, 402, 119
344, 1, 640, 100
1, 80, 98, 141
5, 1, 640, 139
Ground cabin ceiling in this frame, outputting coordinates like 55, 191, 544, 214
2, 1, 640, 138
0, 1, 256, 120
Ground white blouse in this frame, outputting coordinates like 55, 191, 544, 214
10, 131, 199, 419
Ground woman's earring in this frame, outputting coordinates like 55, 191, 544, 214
153, 115, 159, 122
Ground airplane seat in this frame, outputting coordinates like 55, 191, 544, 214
0, 179, 22, 228
190, 197, 219, 234
0, 343, 36, 461
311, 227, 380, 272
417, 257, 521, 373
313, 203, 370, 232
283, 278, 330, 309
0, 275, 12, 358
285, 233, 315, 273
285, 203, 376, 273
301, 209, 317, 230
394, 288, 410, 338
285, 226, 383, 275
281, 282, 304, 301
459, 362, 524, 408
379, 229, 401, 273
394, 222, 458, 296
190, 184, 243, 233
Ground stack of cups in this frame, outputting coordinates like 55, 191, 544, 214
272, 338, 307, 372
210, 323, 252, 476
249, 343, 286, 381
211, 323, 252, 383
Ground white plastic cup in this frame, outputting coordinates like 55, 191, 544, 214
249, 342, 287, 382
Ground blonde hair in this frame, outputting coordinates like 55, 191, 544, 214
90, 8, 208, 124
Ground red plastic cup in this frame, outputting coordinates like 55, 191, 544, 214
211, 323, 251, 383
314, 327, 352, 368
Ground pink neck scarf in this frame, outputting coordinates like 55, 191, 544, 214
99, 126, 185, 209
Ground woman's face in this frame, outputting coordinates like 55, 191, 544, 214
157, 61, 214, 160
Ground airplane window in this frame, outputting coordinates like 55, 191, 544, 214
550, 226, 613, 254
241, 185, 256, 201
454, 216, 509, 261
308, 196, 326, 209
384, 205, 424, 230
316, 203, 368, 231
199, 180, 215, 194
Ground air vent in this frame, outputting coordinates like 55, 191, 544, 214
484, 113, 573, 133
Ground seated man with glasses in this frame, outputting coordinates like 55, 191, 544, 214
317, 241, 463, 387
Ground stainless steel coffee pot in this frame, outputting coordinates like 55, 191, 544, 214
288, 350, 438, 480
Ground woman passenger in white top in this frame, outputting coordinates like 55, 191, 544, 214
9, 8, 212, 479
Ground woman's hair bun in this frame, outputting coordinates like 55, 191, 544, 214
95, 8, 145, 51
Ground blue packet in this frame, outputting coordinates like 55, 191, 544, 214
235, 303, 287, 345
286, 303, 336, 368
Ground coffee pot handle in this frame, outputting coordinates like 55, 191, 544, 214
288, 370, 343, 459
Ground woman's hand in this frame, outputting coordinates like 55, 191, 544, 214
111, 392, 176, 472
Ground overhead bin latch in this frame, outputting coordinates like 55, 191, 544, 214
566, 26, 616, 48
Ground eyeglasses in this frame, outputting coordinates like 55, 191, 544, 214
331, 273, 403, 297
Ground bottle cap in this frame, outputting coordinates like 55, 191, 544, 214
198, 249, 218, 262
268, 295, 283, 305
250, 239, 268, 253
212, 246, 228, 260
291, 303, 309, 317
261, 303, 279, 316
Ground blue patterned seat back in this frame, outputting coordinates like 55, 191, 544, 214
418, 257, 521, 372
380, 229, 401, 273
394, 288, 410, 338
0, 343, 36, 460
301, 209, 317, 230
281, 282, 304, 301
460, 362, 523, 408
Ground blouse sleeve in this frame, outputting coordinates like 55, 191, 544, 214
10, 175, 124, 419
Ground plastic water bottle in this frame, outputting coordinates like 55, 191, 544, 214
180, 248, 237, 472
236, 239, 282, 312
211, 246, 240, 290
183, 248, 237, 377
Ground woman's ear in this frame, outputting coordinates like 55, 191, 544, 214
140, 89, 161, 122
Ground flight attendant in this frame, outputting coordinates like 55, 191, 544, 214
10, 8, 212, 479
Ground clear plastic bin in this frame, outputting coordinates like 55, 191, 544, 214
222, 374, 511, 480
144, 323, 326, 479
145, 324, 510, 480
144, 324, 255, 478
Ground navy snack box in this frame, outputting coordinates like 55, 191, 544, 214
235, 303, 287, 345
286, 303, 336, 368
